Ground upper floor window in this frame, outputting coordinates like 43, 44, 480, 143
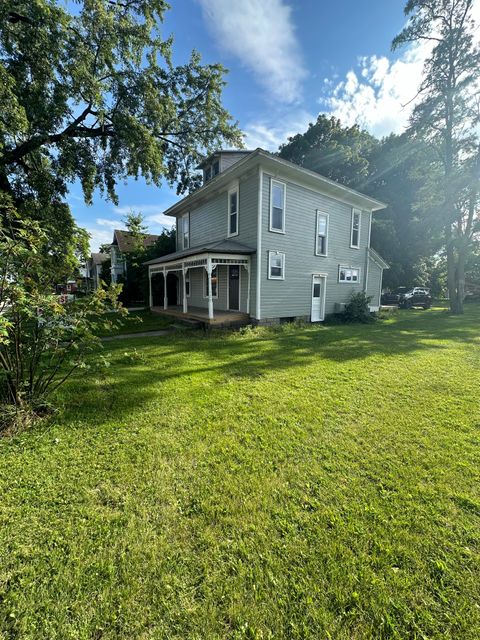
270, 180, 286, 233
316, 211, 328, 256
182, 213, 189, 249
351, 208, 361, 248
228, 186, 239, 237
339, 266, 360, 283
204, 266, 218, 298
204, 160, 220, 183
268, 251, 285, 280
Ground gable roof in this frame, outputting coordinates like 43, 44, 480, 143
144, 239, 254, 266
196, 149, 254, 170
164, 148, 386, 218
368, 248, 390, 269
112, 229, 159, 253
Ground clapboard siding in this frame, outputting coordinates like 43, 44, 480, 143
366, 258, 383, 308
179, 264, 249, 313
158, 165, 385, 321
259, 172, 372, 319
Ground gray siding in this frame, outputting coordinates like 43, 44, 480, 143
366, 258, 383, 308
180, 265, 249, 313
258, 172, 372, 319
220, 152, 250, 172
176, 171, 259, 252
162, 167, 384, 322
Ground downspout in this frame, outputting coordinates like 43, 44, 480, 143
364, 210, 372, 295
256, 166, 263, 320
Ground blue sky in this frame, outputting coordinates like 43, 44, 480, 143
68, 0, 436, 251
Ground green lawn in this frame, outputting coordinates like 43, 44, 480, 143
96, 308, 173, 336
0, 307, 479, 639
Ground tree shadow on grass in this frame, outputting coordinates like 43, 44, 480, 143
57, 306, 480, 428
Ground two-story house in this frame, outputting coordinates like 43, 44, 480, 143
110, 229, 159, 284
145, 149, 388, 324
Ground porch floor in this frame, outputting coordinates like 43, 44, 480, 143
151, 306, 251, 327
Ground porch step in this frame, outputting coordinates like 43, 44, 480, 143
151, 306, 250, 329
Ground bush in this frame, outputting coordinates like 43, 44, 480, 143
343, 292, 376, 323
0, 204, 125, 433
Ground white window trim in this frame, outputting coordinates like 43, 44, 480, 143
315, 210, 329, 257
227, 183, 239, 238
268, 251, 285, 280
269, 179, 286, 234
311, 273, 328, 322
185, 270, 191, 298
350, 208, 361, 249
203, 266, 219, 299
182, 212, 190, 250
338, 265, 361, 284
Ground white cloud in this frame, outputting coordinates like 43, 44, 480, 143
86, 227, 114, 253
110, 204, 176, 231
321, 0, 480, 138
85, 205, 175, 252
320, 43, 430, 138
197, 0, 306, 104
244, 109, 314, 150
95, 217, 122, 228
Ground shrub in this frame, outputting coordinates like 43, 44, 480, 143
343, 292, 376, 323
0, 203, 125, 433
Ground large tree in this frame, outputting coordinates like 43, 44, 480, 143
278, 116, 440, 289
393, 0, 480, 313
278, 115, 377, 188
0, 0, 241, 280
367, 133, 443, 289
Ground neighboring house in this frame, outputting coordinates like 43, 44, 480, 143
86, 252, 110, 289
145, 149, 389, 324
110, 229, 159, 283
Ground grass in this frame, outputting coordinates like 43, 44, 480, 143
0, 306, 479, 639
96, 309, 173, 336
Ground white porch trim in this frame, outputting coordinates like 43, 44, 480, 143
148, 252, 252, 321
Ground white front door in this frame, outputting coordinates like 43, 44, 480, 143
311, 275, 325, 322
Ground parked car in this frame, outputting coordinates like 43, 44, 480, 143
381, 287, 409, 305
398, 287, 432, 309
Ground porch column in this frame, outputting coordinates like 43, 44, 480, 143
148, 267, 153, 308
245, 262, 251, 315
182, 263, 188, 314
163, 269, 168, 310
206, 258, 214, 320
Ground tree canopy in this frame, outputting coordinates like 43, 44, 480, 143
0, 0, 241, 280
393, 0, 480, 313
278, 115, 377, 188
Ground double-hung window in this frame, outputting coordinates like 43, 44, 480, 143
182, 213, 189, 249
270, 180, 286, 233
204, 267, 218, 298
339, 266, 360, 283
268, 251, 285, 280
185, 270, 190, 297
228, 186, 239, 237
350, 208, 361, 248
316, 211, 328, 256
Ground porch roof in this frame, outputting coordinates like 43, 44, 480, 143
144, 239, 255, 266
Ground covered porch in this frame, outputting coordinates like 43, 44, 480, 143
146, 241, 254, 323
151, 305, 250, 327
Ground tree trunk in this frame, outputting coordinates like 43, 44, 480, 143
445, 231, 458, 313
455, 245, 466, 315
